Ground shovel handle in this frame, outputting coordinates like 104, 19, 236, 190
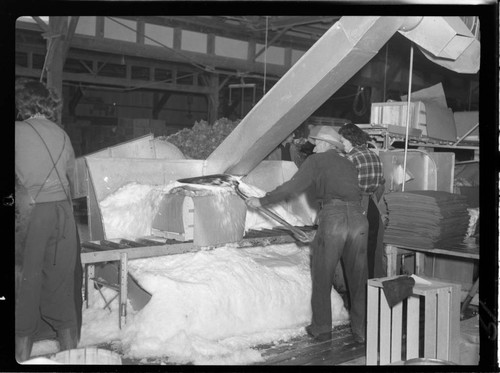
234, 183, 310, 243
256, 206, 311, 243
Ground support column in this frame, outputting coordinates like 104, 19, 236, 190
45, 17, 67, 126
207, 73, 220, 125
45, 16, 79, 127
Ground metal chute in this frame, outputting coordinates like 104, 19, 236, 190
206, 16, 479, 177
398, 16, 480, 74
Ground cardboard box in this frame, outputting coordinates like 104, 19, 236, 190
370, 100, 457, 141
151, 190, 247, 247
370, 101, 427, 136
454, 111, 479, 140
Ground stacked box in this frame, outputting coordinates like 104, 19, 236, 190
370, 101, 427, 136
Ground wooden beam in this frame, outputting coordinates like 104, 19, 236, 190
68, 35, 289, 77
131, 16, 317, 50
16, 66, 213, 95
289, 25, 328, 38
254, 27, 291, 61
46, 16, 69, 125
32, 16, 49, 32
152, 92, 171, 119
207, 73, 219, 124
265, 16, 339, 30
62, 17, 80, 61
68, 85, 83, 116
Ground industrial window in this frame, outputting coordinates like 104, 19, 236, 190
32, 54, 45, 69
214, 36, 248, 60
64, 58, 93, 74
255, 44, 285, 65
154, 68, 173, 82
97, 62, 126, 78
104, 17, 137, 42
177, 71, 195, 85
16, 52, 28, 67
144, 23, 174, 48
131, 66, 150, 81
181, 30, 207, 54
75, 17, 96, 36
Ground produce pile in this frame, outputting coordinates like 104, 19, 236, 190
164, 118, 240, 159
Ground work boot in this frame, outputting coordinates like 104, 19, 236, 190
15, 335, 33, 363
56, 327, 78, 351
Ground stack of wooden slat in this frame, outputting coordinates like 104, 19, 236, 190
384, 191, 470, 249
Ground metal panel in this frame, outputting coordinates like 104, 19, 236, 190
73, 134, 155, 199
206, 17, 406, 176
427, 152, 455, 193
379, 150, 438, 193
399, 17, 479, 73
85, 157, 207, 202
85, 157, 210, 240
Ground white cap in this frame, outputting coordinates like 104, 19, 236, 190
308, 126, 343, 148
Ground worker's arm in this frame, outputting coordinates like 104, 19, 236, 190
257, 156, 315, 206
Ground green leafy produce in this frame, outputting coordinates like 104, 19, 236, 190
164, 118, 240, 159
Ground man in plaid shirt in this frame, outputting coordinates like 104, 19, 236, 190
339, 123, 386, 279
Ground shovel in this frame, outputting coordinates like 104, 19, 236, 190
177, 174, 311, 243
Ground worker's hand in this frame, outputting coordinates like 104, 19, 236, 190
246, 197, 262, 209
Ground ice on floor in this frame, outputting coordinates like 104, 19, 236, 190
77, 243, 349, 365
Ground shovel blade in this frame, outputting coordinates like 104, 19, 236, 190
177, 174, 239, 187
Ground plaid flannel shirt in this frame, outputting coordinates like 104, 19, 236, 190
345, 145, 384, 194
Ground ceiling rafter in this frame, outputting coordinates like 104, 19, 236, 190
260, 16, 340, 30
32, 16, 49, 32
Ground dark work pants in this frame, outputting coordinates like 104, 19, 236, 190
367, 196, 386, 278
15, 200, 79, 338
309, 200, 368, 339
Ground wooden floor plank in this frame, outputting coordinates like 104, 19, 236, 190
257, 324, 365, 366
259, 323, 351, 361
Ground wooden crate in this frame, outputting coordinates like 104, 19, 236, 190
366, 276, 461, 365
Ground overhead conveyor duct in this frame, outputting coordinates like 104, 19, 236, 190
205, 16, 480, 177
206, 16, 409, 176
398, 17, 480, 74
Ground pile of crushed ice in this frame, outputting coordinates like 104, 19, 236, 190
30, 181, 349, 365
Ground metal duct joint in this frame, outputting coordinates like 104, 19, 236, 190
399, 17, 423, 32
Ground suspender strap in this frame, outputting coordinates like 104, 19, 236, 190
23, 119, 70, 204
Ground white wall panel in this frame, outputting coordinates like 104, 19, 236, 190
255, 44, 285, 65
75, 17, 96, 36
104, 17, 137, 42
144, 23, 174, 48
181, 30, 207, 53
215, 36, 248, 60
